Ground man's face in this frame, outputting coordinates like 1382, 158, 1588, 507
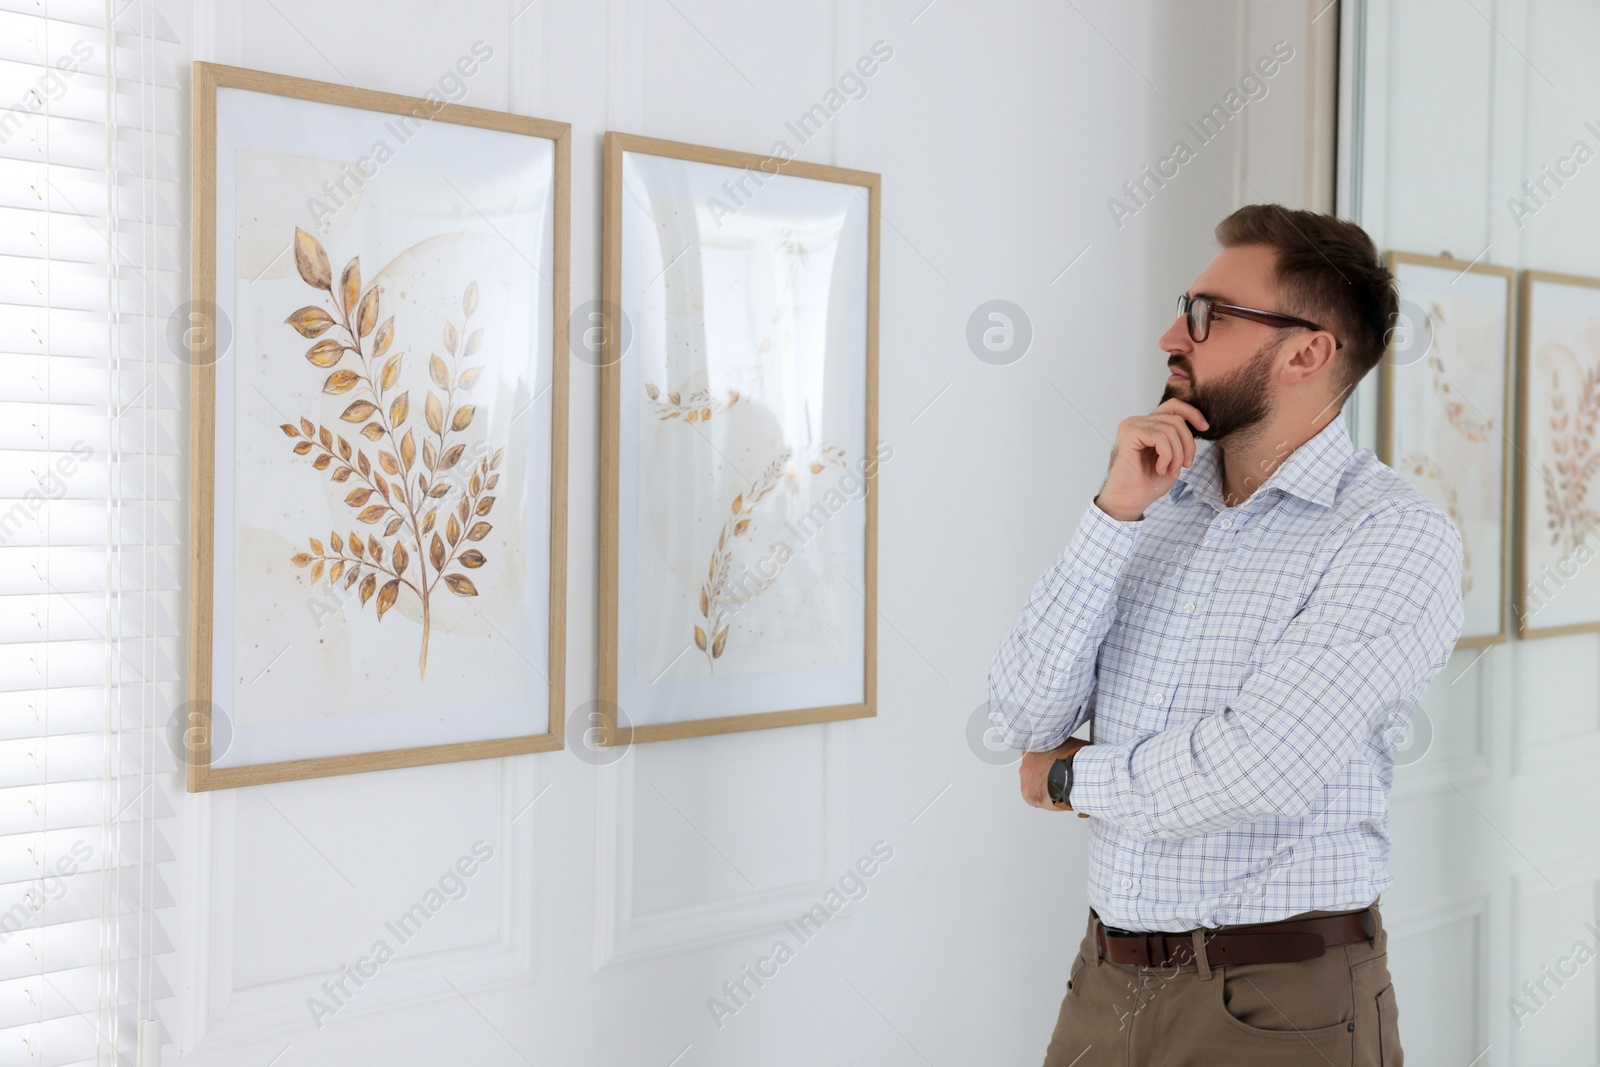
1159, 244, 1288, 442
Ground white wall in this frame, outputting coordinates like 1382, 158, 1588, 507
175, 1, 1318, 1063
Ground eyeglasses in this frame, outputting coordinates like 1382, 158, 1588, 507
1176, 293, 1343, 349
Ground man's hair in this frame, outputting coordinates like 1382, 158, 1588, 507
1214, 205, 1397, 396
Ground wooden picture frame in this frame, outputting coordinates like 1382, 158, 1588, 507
1514, 269, 1600, 639
599, 132, 880, 744
1378, 251, 1514, 647
188, 62, 569, 789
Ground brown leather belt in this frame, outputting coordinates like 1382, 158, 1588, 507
1094, 907, 1376, 967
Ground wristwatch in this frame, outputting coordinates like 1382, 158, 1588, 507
1046, 751, 1076, 808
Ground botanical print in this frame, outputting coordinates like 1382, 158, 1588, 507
1386, 260, 1509, 641
212, 87, 555, 767
1517, 276, 1600, 634
614, 146, 871, 727
277, 228, 498, 680
638, 227, 851, 675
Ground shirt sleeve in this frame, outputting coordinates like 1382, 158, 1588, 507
1068, 501, 1464, 837
986, 498, 1144, 751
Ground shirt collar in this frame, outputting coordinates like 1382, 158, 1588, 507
1167, 413, 1353, 512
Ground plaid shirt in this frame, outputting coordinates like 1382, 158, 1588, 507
988, 413, 1463, 931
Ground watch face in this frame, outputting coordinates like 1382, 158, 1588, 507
1047, 758, 1066, 803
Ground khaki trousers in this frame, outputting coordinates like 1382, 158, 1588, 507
1041, 903, 1402, 1066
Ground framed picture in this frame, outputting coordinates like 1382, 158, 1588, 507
1378, 251, 1513, 646
187, 63, 569, 789
599, 133, 880, 743
1515, 269, 1600, 638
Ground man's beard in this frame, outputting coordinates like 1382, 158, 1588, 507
1160, 341, 1276, 442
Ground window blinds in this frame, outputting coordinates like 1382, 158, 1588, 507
0, 0, 180, 1063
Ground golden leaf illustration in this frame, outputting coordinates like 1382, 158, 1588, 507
291, 553, 312, 567
341, 399, 378, 423
281, 249, 502, 680
373, 316, 395, 358
712, 627, 728, 659
376, 578, 399, 619
340, 258, 360, 317
287, 305, 335, 338
645, 383, 660, 400
324, 369, 360, 394
306, 339, 344, 367
293, 228, 331, 290
356, 287, 379, 337
443, 573, 478, 596
694, 625, 707, 651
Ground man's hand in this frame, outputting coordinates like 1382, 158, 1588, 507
1020, 738, 1091, 814
1094, 398, 1209, 521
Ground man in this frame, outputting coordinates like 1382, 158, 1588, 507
988, 204, 1462, 1065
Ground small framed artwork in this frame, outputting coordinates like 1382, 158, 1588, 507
187, 63, 569, 789
599, 133, 881, 743
1379, 251, 1513, 647
1515, 269, 1600, 638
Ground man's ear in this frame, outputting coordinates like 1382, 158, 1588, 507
1279, 331, 1339, 385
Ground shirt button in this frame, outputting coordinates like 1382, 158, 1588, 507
1122, 877, 1134, 889
1149, 691, 1164, 706
1219, 517, 1233, 530
1183, 601, 1196, 614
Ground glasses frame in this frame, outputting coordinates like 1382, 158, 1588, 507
1177, 292, 1343, 350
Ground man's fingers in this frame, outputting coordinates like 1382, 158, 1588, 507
1155, 396, 1210, 431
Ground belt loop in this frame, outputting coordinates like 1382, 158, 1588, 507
1092, 916, 1104, 967
1192, 930, 1212, 981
